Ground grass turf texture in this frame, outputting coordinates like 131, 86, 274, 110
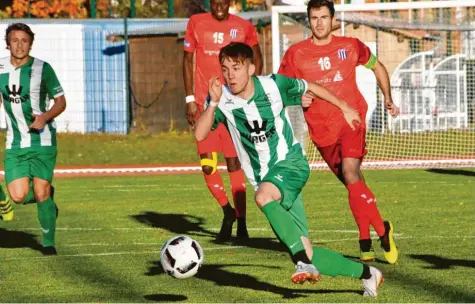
1, 169, 474, 302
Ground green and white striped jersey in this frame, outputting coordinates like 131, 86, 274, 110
0, 56, 64, 150
213, 74, 308, 189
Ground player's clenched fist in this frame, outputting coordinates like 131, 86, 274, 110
301, 93, 314, 108
385, 98, 400, 118
342, 105, 361, 131
186, 102, 198, 126
208, 76, 222, 102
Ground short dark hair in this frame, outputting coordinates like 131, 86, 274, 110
219, 42, 254, 64
307, 0, 335, 18
5, 23, 35, 47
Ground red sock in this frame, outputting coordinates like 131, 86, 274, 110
203, 171, 229, 207
347, 180, 385, 239
229, 169, 246, 217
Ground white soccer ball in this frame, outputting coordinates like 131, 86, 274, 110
160, 235, 204, 279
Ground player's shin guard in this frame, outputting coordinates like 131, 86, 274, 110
311, 247, 364, 278
347, 180, 385, 239
229, 169, 246, 217
37, 197, 57, 247
203, 171, 229, 207
261, 201, 305, 255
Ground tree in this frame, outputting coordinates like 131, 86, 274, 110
5, 0, 88, 18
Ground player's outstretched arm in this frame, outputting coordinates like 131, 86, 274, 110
194, 76, 222, 141
183, 51, 198, 126
306, 82, 361, 130
371, 60, 400, 118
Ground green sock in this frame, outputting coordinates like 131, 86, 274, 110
37, 197, 57, 247
22, 186, 36, 205
312, 247, 363, 278
0, 185, 6, 201
261, 201, 305, 255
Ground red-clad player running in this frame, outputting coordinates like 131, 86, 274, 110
279, 0, 399, 264
183, 0, 263, 242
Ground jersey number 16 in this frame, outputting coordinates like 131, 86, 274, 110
318, 57, 331, 70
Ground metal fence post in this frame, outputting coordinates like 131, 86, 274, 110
90, 0, 97, 18
168, 0, 174, 18
131, 0, 136, 18
124, 18, 131, 134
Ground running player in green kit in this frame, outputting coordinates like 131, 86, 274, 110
195, 42, 385, 296
0, 23, 66, 255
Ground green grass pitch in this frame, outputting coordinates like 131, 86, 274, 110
1, 169, 474, 302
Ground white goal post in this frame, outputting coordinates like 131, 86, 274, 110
272, 1, 475, 170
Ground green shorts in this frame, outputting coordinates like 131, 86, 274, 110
4, 146, 57, 185
262, 154, 310, 237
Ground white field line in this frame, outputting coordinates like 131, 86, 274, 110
17, 227, 402, 236
58, 179, 473, 192
4, 235, 474, 261
58, 234, 474, 247
3, 246, 243, 261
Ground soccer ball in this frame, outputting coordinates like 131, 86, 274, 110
160, 235, 204, 279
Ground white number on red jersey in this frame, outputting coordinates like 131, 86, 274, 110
318, 57, 331, 70
213, 32, 224, 44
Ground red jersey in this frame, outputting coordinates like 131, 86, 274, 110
278, 35, 377, 147
184, 13, 259, 109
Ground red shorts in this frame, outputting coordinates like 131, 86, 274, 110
316, 124, 367, 175
197, 123, 238, 157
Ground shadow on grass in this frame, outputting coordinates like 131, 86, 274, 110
0, 228, 42, 252
409, 254, 475, 269
131, 211, 288, 253
131, 211, 215, 238
426, 168, 475, 177
146, 261, 360, 299
389, 268, 474, 302
342, 254, 387, 265
143, 294, 187, 302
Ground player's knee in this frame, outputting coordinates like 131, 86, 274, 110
254, 191, 273, 209
200, 153, 218, 175
34, 192, 50, 203
201, 165, 214, 175
342, 168, 360, 185
9, 191, 28, 204
225, 157, 241, 172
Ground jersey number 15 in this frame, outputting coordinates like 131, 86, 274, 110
213, 32, 224, 44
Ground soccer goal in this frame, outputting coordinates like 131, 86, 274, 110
272, 1, 475, 170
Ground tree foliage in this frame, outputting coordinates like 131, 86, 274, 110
0, 0, 267, 19
5, 0, 88, 18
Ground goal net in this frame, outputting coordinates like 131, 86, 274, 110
273, 1, 475, 169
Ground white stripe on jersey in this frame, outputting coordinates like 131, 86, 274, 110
30, 59, 52, 146
3, 103, 14, 149
225, 110, 258, 189
257, 76, 289, 163
9, 68, 31, 148
243, 102, 271, 181
284, 109, 300, 147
